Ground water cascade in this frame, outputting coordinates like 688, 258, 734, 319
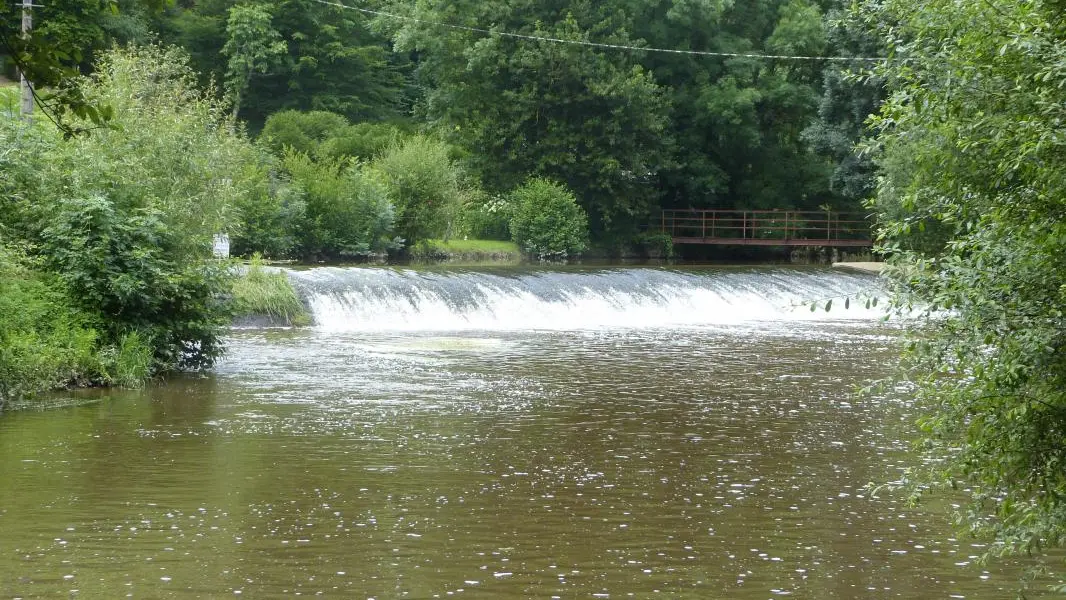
286, 267, 884, 332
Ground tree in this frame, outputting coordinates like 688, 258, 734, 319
154, 0, 412, 128
1, 44, 265, 371
0, 0, 161, 132
864, 0, 1066, 587
384, 0, 671, 241
371, 135, 465, 246
801, 7, 885, 205
221, 4, 286, 119
623, 0, 836, 214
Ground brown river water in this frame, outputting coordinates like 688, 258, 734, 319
0, 267, 1045, 598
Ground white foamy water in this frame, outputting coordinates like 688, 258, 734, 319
286, 267, 885, 332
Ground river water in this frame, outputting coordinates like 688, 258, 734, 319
0, 267, 1034, 598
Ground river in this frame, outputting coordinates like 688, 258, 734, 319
0, 267, 1035, 598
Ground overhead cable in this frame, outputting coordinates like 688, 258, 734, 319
308, 0, 891, 63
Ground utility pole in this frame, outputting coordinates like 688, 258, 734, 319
19, 0, 34, 119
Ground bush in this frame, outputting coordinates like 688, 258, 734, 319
36, 195, 232, 370
508, 178, 589, 261
455, 191, 513, 241
634, 231, 675, 259
0, 44, 256, 372
283, 151, 400, 259
371, 135, 465, 246
231, 168, 309, 260
0, 246, 101, 409
316, 121, 411, 161
260, 109, 349, 156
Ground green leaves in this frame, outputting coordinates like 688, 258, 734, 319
386, 0, 669, 239
1, 44, 257, 373
221, 4, 286, 118
508, 178, 589, 261
865, 0, 1066, 584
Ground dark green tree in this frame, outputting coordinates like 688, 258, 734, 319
154, 0, 411, 127
221, 3, 286, 119
384, 0, 671, 240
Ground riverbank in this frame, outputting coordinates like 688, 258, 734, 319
832, 261, 886, 274
409, 239, 521, 264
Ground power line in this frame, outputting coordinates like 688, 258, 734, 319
308, 0, 891, 63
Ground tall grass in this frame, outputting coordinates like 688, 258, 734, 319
231, 255, 310, 326
112, 331, 153, 388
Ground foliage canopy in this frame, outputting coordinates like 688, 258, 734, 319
866, 0, 1066, 585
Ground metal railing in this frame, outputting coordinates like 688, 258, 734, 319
658, 209, 872, 246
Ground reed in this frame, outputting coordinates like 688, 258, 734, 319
231, 256, 311, 326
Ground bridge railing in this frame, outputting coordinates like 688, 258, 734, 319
657, 209, 872, 244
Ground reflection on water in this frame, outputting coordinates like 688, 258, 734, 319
0, 269, 1041, 598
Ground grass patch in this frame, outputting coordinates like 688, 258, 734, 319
0, 85, 21, 119
425, 239, 520, 253
231, 255, 311, 326
411, 239, 521, 264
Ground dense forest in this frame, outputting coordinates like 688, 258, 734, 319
1, 0, 879, 256
3, 0, 1066, 588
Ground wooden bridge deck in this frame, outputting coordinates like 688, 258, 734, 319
657, 209, 873, 247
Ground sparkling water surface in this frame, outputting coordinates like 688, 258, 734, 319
0, 267, 1042, 598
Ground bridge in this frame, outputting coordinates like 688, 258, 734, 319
656, 209, 873, 247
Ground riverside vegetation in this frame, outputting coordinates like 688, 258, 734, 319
3, 0, 1066, 590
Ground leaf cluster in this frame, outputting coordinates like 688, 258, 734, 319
863, 0, 1066, 584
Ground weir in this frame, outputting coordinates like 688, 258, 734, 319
286, 267, 883, 331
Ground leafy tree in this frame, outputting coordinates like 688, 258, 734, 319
154, 0, 412, 127
801, 7, 885, 205
623, 0, 835, 214
508, 178, 589, 261
221, 4, 286, 119
384, 1, 671, 240
1, 44, 262, 371
0, 0, 160, 131
864, 0, 1066, 586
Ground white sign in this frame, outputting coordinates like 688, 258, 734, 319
212, 233, 230, 258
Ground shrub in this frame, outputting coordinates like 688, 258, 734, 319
508, 178, 589, 261
371, 135, 465, 246
0, 246, 102, 409
260, 109, 349, 156
316, 121, 412, 161
0, 44, 255, 372
36, 195, 232, 370
634, 231, 675, 259
283, 151, 400, 259
111, 331, 154, 388
231, 168, 309, 260
455, 191, 513, 241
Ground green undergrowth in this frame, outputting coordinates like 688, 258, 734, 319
412, 239, 520, 263
231, 256, 311, 326
0, 246, 153, 411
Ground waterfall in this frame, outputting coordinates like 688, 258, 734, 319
286, 267, 883, 332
